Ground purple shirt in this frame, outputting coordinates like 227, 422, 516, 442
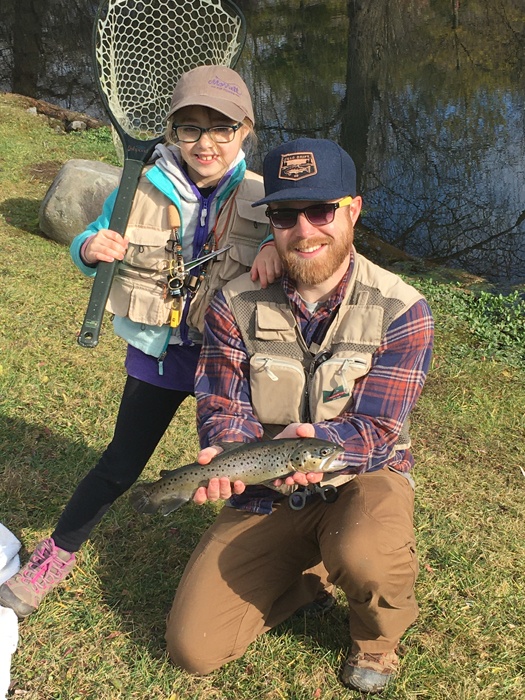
125, 342, 201, 393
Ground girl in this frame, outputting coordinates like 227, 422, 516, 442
0, 65, 280, 619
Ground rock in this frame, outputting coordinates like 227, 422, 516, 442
67, 120, 87, 132
39, 159, 121, 245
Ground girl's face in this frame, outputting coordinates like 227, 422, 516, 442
171, 106, 250, 188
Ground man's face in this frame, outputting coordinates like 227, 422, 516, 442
268, 197, 362, 286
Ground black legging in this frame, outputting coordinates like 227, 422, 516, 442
53, 376, 190, 552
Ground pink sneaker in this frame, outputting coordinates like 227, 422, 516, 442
0, 538, 76, 619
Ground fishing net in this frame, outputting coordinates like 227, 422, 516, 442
94, 0, 246, 141
78, 0, 245, 348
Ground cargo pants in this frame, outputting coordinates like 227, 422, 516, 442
165, 465, 419, 675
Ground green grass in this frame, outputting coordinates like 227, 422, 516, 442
1, 92, 524, 699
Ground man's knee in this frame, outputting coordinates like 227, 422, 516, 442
330, 535, 418, 598
165, 624, 223, 676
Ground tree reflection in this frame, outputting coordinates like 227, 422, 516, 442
1, 0, 524, 283
354, 0, 525, 282
1, 0, 99, 112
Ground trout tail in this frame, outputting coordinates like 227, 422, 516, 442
129, 483, 159, 514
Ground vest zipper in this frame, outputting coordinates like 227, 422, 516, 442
320, 356, 368, 393
117, 266, 160, 278
305, 351, 332, 423
257, 357, 304, 382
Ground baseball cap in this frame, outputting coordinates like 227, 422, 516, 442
167, 65, 255, 125
252, 138, 357, 206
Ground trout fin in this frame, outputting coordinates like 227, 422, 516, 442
259, 471, 295, 491
158, 498, 189, 516
159, 468, 179, 478
130, 484, 189, 516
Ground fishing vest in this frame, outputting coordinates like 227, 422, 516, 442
223, 250, 423, 454
105, 169, 269, 333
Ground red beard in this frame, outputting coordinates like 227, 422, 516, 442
277, 228, 354, 286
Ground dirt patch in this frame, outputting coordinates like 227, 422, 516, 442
27, 160, 63, 185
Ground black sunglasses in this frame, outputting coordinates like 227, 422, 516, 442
266, 197, 353, 229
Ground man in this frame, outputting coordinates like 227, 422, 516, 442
165, 138, 434, 694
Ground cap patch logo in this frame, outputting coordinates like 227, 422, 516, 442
279, 152, 318, 181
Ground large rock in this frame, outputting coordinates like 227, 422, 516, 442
39, 159, 122, 245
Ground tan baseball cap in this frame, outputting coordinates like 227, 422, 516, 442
167, 65, 254, 125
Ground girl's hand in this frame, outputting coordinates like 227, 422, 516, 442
250, 242, 282, 288
82, 229, 128, 264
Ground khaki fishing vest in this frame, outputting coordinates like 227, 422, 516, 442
105, 169, 269, 333
223, 250, 423, 454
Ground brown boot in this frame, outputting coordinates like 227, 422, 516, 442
341, 650, 399, 693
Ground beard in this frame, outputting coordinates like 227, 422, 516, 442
276, 222, 354, 286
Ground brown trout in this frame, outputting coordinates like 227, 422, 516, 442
130, 437, 345, 515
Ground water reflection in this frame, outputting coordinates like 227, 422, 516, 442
1, 0, 524, 284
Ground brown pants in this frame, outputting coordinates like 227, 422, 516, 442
165, 466, 418, 675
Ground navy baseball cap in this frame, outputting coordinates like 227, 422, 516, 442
252, 138, 357, 207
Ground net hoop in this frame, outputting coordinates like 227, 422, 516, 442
93, 0, 246, 141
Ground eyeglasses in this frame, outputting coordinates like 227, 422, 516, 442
266, 196, 353, 229
172, 123, 243, 144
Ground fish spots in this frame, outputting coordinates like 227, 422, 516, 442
130, 437, 345, 515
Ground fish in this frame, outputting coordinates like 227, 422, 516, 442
130, 437, 346, 516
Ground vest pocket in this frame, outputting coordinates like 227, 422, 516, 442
216, 230, 263, 281
124, 227, 172, 274
186, 233, 261, 334
214, 195, 268, 281
309, 352, 372, 422
107, 271, 170, 326
249, 354, 306, 425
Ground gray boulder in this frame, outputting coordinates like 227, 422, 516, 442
39, 159, 122, 245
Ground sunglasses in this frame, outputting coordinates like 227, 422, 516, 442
265, 196, 353, 229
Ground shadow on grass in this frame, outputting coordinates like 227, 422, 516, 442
0, 197, 46, 236
0, 414, 101, 549
271, 603, 350, 654
0, 413, 215, 657
0, 414, 351, 668
94, 499, 352, 666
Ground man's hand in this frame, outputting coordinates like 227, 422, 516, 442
192, 445, 246, 505
274, 422, 315, 440
272, 423, 325, 487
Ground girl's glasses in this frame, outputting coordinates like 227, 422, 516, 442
172, 123, 243, 143
266, 196, 353, 229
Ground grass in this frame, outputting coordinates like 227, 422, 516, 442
1, 91, 524, 699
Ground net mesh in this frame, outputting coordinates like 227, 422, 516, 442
95, 0, 244, 141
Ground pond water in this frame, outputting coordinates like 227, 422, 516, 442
1, 0, 524, 285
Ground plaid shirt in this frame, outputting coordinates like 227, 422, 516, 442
195, 258, 434, 509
